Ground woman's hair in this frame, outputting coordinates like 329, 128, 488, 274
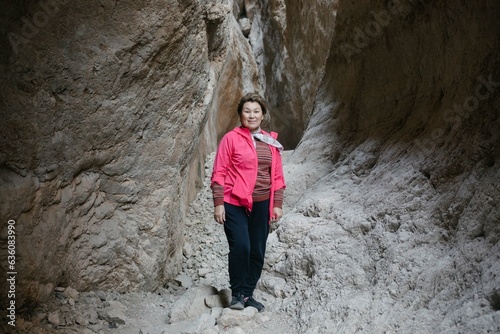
237, 92, 271, 124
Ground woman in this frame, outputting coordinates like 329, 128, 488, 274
211, 92, 286, 312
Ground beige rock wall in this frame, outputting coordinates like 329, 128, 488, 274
295, 0, 500, 208
0, 0, 260, 309
274, 0, 500, 332
248, 0, 337, 148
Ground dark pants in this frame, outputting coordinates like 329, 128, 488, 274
224, 200, 270, 297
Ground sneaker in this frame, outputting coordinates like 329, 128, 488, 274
244, 296, 265, 312
229, 295, 244, 310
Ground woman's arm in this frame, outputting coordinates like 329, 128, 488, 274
211, 135, 232, 187
211, 134, 232, 223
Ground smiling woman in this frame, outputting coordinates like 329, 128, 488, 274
238, 94, 265, 132
240, 101, 263, 132
210, 92, 286, 312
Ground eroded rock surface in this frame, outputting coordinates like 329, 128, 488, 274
0, 0, 260, 310
0, 0, 499, 333
273, 0, 500, 332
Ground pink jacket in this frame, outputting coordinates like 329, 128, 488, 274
211, 126, 286, 221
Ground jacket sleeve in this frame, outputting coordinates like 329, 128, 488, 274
211, 134, 232, 188
273, 147, 286, 191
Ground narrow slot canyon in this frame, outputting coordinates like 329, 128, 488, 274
0, 0, 499, 333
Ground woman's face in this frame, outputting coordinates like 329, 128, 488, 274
240, 101, 264, 132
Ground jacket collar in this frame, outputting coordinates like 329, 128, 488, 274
234, 126, 278, 139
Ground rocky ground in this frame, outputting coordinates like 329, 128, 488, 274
6, 147, 500, 334
8, 152, 297, 334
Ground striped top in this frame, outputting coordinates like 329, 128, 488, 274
212, 140, 284, 208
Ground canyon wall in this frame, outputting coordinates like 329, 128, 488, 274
248, 0, 337, 148
267, 0, 500, 332
0, 0, 262, 310
0, 0, 336, 311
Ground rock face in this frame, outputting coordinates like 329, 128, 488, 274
252, 0, 337, 148
0, 0, 260, 310
1, 0, 499, 333
269, 0, 500, 332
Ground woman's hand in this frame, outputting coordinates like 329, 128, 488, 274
271, 207, 283, 223
214, 205, 225, 224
